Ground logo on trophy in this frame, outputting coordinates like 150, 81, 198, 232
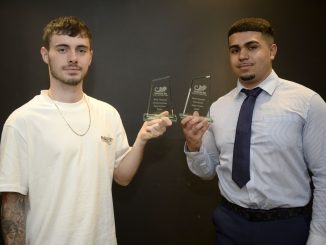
179, 75, 213, 122
143, 76, 177, 122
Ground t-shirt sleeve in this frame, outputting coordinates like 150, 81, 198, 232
112, 112, 131, 168
0, 124, 28, 195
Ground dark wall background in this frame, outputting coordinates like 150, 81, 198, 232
0, 0, 325, 244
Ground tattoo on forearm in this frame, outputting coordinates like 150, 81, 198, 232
1, 193, 26, 245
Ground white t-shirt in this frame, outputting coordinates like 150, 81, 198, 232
0, 91, 131, 245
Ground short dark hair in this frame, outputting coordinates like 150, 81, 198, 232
42, 16, 92, 49
228, 17, 275, 43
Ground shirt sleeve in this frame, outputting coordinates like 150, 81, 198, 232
303, 94, 326, 244
184, 126, 219, 180
0, 125, 28, 195
112, 111, 131, 167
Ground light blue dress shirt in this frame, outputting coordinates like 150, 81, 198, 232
185, 70, 326, 244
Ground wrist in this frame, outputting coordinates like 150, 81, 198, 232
186, 141, 200, 152
136, 134, 148, 146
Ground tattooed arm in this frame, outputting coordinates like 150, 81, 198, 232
1, 192, 26, 245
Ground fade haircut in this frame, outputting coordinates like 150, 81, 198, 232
42, 16, 93, 49
228, 17, 275, 44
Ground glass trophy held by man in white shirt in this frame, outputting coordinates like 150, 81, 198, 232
143, 75, 177, 122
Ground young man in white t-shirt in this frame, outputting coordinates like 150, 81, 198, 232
0, 16, 172, 245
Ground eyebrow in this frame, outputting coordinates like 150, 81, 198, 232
54, 44, 89, 49
229, 40, 260, 50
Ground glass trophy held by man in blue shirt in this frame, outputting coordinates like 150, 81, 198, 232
179, 75, 213, 122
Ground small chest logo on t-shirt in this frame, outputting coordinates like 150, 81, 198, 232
101, 136, 113, 145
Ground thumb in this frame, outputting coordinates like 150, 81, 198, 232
159, 111, 169, 117
193, 111, 199, 117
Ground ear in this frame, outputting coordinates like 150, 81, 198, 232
270, 43, 277, 60
88, 49, 94, 66
40, 47, 49, 64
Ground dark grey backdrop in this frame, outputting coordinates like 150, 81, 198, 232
0, 0, 325, 244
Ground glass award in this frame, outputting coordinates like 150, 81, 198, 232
143, 76, 177, 122
179, 75, 213, 122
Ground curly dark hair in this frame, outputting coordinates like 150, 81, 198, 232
42, 16, 92, 49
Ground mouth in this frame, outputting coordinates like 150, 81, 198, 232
238, 63, 252, 68
63, 66, 81, 75
63, 65, 81, 70
238, 63, 253, 71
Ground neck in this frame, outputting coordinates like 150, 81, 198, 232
48, 91, 91, 137
48, 85, 84, 103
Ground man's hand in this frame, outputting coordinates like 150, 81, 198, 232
181, 111, 210, 151
137, 111, 172, 143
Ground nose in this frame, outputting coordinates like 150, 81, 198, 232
238, 48, 249, 60
68, 51, 78, 63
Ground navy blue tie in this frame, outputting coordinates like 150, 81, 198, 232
232, 87, 262, 188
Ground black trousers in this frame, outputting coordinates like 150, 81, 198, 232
213, 204, 310, 245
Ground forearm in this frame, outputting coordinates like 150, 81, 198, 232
114, 114, 172, 186
1, 192, 26, 245
185, 145, 217, 180
184, 124, 218, 180
114, 111, 172, 186
114, 136, 146, 186
306, 186, 326, 245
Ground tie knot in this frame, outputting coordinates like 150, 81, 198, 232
241, 87, 262, 98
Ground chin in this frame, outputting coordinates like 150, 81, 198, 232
240, 74, 255, 81
62, 79, 82, 86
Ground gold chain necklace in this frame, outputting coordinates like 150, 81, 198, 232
49, 94, 91, 136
